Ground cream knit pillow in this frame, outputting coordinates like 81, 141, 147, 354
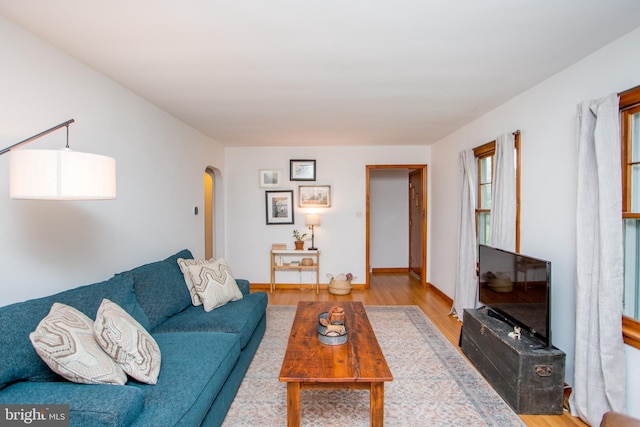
94, 299, 161, 385
186, 259, 243, 312
30, 303, 126, 385
177, 257, 209, 306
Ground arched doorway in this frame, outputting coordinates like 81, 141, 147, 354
204, 167, 224, 259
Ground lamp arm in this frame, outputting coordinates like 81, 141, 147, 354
0, 119, 75, 156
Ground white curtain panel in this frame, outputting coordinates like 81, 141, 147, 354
571, 93, 626, 425
451, 149, 478, 320
488, 133, 516, 251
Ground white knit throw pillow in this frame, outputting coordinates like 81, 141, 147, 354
30, 303, 126, 385
94, 299, 161, 385
177, 257, 210, 306
186, 259, 243, 312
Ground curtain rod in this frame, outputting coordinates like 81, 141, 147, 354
0, 119, 75, 156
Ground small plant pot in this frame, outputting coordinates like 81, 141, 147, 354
294, 240, 304, 250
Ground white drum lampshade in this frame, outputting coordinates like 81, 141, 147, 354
305, 213, 320, 226
10, 149, 116, 200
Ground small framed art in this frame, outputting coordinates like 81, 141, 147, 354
299, 185, 331, 208
265, 190, 294, 224
259, 169, 283, 188
290, 159, 316, 181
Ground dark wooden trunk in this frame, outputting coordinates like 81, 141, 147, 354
460, 308, 565, 415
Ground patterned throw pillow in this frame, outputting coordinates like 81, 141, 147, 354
176, 257, 209, 306
94, 299, 161, 385
186, 259, 243, 312
29, 303, 126, 385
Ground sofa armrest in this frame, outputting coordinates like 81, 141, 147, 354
236, 279, 251, 295
601, 411, 640, 427
0, 381, 144, 427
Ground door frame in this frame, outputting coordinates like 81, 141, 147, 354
366, 164, 428, 288
204, 167, 225, 260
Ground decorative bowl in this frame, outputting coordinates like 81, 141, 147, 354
317, 312, 348, 345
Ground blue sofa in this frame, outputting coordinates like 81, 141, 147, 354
0, 249, 268, 426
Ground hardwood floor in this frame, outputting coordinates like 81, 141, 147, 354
257, 272, 587, 427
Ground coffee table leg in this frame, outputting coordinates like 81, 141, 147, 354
287, 382, 301, 427
370, 382, 384, 427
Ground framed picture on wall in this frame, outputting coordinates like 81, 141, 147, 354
265, 190, 294, 224
259, 169, 283, 188
299, 185, 331, 208
290, 159, 316, 181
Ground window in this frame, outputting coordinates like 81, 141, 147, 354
473, 134, 521, 251
476, 148, 492, 245
620, 85, 640, 348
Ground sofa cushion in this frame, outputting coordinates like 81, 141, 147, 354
130, 249, 194, 330
94, 299, 161, 385
129, 331, 241, 427
186, 259, 243, 312
0, 381, 144, 427
152, 292, 268, 349
30, 303, 127, 385
0, 272, 146, 389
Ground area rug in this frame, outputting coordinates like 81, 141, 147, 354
223, 305, 525, 426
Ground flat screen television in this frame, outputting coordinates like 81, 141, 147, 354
478, 244, 552, 348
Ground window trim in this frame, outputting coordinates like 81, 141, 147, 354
620, 85, 640, 350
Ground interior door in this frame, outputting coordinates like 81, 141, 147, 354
409, 170, 422, 279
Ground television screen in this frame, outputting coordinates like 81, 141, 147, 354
478, 244, 551, 348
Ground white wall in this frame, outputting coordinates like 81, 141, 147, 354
224, 146, 429, 285
429, 27, 640, 416
370, 169, 409, 269
0, 17, 223, 306
3, 9, 639, 418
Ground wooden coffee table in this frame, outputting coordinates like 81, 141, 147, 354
278, 301, 393, 427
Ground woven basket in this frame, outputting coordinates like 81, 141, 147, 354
488, 278, 513, 293
328, 278, 352, 295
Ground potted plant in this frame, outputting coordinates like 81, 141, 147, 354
292, 230, 307, 250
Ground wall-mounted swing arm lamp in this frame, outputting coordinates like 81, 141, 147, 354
0, 119, 116, 200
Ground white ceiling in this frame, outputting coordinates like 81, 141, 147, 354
1, 1, 640, 147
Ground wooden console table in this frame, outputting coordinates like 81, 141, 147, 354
270, 249, 320, 293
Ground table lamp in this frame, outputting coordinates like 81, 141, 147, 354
305, 213, 320, 250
